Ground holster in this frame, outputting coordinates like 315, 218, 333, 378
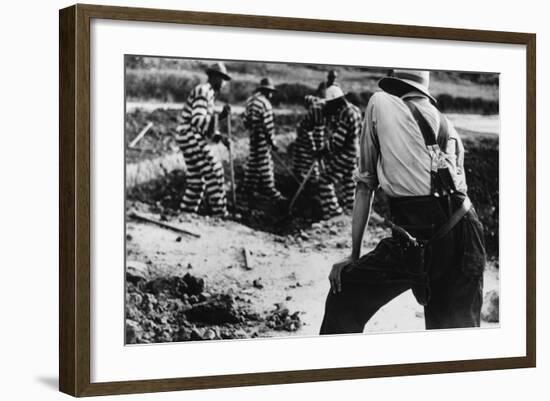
392, 231, 431, 306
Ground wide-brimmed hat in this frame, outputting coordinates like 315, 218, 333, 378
324, 85, 345, 102
206, 62, 231, 81
378, 69, 435, 103
257, 77, 277, 92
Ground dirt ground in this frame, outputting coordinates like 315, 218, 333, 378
125, 202, 499, 343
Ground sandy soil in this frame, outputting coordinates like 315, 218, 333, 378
126, 205, 499, 340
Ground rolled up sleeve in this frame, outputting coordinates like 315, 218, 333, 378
353, 98, 380, 190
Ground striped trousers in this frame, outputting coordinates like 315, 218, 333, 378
318, 152, 357, 219
178, 130, 227, 216
242, 132, 283, 200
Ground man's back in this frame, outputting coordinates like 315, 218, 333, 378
356, 91, 467, 198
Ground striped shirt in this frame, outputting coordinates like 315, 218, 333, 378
327, 102, 362, 159
298, 95, 325, 151
178, 82, 216, 138
243, 92, 275, 144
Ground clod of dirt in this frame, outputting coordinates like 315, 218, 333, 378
143, 273, 203, 299
190, 328, 203, 340
126, 261, 150, 285
184, 294, 243, 324
253, 278, 264, 289
203, 328, 218, 340
125, 319, 141, 344
265, 303, 302, 332
481, 290, 499, 323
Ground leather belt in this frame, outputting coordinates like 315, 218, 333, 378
428, 197, 472, 243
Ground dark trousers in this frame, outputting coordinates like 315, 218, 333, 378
320, 194, 486, 334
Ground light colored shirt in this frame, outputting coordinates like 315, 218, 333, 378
354, 91, 467, 197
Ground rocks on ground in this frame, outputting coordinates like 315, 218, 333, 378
126, 267, 303, 344
481, 289, 499, 323
265, 303, 302, 332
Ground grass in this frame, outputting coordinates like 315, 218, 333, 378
126, 68, 499, 115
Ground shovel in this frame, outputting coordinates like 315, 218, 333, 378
273, 160, 317, 226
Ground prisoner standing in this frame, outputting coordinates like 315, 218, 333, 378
242, 78, 285, 201
317, 85, 362, 219
175, 62, 231, 216
293, 92, 326, 182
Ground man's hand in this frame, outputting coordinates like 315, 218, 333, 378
329, 255, 356, 294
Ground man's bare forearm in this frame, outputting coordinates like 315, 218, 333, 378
351, 183, 374, 260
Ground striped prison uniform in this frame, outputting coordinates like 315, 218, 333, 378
175, 82, 227, 216
319, 102, 362, 219
293, 95, 326, 181
242, 92, 284, 200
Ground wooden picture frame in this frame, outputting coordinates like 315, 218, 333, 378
59, 3, 536, 397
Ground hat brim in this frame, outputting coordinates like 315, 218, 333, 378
258, 85, 277, 92
206, 69, 232, 81
378, 77, 436, 103
325, 93, 347, 103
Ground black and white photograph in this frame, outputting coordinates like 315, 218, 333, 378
124, 56, 499, 344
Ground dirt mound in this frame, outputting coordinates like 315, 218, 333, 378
125, 270, 263, 343
126, 267, 310, 343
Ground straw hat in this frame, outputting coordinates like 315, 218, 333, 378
378, 69, 435, 103
258, 77, 277, 92
205, 62, 231, 81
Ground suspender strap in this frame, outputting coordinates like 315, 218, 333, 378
429, 197, 472, 243
405, 100, 449, 151
405, 100, 437, 146
404, 99, 456, 196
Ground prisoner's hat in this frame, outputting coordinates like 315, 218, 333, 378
324, 85, 345, 102
206, 62, 232, 81
378, 69, 435, 103
258, 77, 277, 92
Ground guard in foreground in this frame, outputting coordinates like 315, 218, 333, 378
320, 70, 486, 333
